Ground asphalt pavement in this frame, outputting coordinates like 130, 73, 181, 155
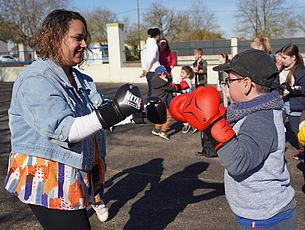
0, 82, 304, 230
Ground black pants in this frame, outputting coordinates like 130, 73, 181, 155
146, 72, 154, 98
283, 112, 301, 149
29, 204, 91, 230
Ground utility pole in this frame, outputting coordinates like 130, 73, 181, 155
137, 0, 141, 52
255, 1, 258, 37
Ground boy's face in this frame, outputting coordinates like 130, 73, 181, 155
158, 72, 168, 78
194, 51, 202, 60
227, 71, 250, 103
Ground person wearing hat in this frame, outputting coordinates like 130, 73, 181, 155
140, 28, 161, 97
170, 49, 297, 229
159, 38, 177, 83
151, 65, 189, 140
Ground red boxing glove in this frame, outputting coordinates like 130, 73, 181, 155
169, 94, 188, 123
182, 86, 221, 130
204, 105, 235, 150
182, 86, 235, 150
171, 80, 190, 92
180, 80, 189, 90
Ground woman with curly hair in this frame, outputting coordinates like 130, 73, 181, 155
4, 9, 112, 229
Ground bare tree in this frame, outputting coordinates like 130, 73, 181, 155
188, 0, 219, 33
0, 0, 66, 47
295, 12, 305, 36
84, 8, 117, 43
143, 1, 175, 39
143, 0, 222, 42
236, 0, 298, 38
169, 12, 192, 42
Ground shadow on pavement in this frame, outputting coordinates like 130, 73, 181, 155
168, 121, 183, 138
119, 161, 224, 230
104, 158, 164, 221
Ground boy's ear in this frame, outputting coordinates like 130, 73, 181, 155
243, 77, 254, 96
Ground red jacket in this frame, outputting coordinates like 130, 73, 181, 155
159, 49, 177, 74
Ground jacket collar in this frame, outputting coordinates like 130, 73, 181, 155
44, 59, 85, 90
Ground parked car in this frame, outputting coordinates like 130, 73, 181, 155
0, 55, 20, 63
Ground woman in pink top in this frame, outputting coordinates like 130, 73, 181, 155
159, 38, 177, 82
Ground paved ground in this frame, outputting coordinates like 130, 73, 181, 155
0, 82, 304, 230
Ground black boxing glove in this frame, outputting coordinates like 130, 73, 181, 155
281, 82, 302, 97
132, 96, 167, 124
95, 84, 144, 129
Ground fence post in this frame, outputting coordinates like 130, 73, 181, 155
18, 43, 25, 63
106, 23, 126, 69
231, 37, 238, 57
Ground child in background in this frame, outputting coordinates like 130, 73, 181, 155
193, 48, 208, 88
178, 66, 194, 133
216, 52, 231, 107
192, 48, 208, 133
151, 65, 189, 140
250, 36, 276, 61
275, 50, 284, 71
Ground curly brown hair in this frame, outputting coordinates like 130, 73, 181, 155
34, 9, 91, 66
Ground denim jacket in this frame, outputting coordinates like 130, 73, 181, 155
9, 59, 107, 170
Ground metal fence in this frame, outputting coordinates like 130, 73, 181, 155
1, 38, 305, 66
0, 45, 110, 66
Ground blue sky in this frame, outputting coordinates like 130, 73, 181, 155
70, 0, 305, 39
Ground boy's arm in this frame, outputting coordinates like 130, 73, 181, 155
217, 112, 278, 177
153, 77, 189, 92
199, 60, 208, 75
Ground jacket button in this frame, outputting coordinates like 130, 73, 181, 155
95, 100, 99, 104
59, 134, 64, 139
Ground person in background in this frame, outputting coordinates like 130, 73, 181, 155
250, 36, 275, 61
216, 52, 231, 107
275, 50, 284, 71
3, 9, 146, 229
175, 66, 194, 133
250, 36, 272, 53
279, 43, 305, 159
193, 48, 208, 88
192, 48, 208, 133
151, 65, 189, 140
159, 38, 177, 83
140, 28, 161, 97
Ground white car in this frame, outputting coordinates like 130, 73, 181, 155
0, 55, 20, 63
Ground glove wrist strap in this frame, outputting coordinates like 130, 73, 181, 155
96, 101, 123, 129
204, 115, 236, 150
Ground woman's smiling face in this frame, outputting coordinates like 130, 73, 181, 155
60, 19, 88, 67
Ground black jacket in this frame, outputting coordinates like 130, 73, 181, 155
288, 65, 305, 111
151, 75, 179, 106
